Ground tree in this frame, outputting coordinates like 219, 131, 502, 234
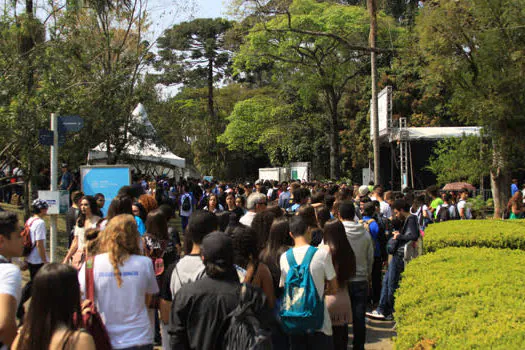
156, 18, 234, 175
234, 0, 400, 179
426, 136, 490, 186
415, 0, 525, 217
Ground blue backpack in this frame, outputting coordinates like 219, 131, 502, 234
279, 246, 324, 334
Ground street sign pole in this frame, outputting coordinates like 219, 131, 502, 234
50, 113, 58, 262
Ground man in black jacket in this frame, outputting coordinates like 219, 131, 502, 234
169, 231, 271, 350
367, 199, 419, 321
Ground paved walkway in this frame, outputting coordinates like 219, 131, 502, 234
360, 319, 396, 349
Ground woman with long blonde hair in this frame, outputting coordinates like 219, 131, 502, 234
78, 214, 159, 350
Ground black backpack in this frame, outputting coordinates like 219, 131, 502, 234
222, 284, 273, 350
436, 206, 451, 223
181, 195, 191, 211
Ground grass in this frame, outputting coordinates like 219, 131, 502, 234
2, 203, 183, 262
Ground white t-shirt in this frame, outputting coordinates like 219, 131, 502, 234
74, 216, 101, 250
78, 253, 159, 349
0, 259, 21, 350
457, 199, 472, 219
239, 211, 256, 227
279, 245, 336, 336
379, 201, 391, 219
170, 255, 205, 298
26, 217, 47, 264
179, 193, 193, 217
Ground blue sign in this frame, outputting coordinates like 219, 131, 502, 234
38, 129, 53, 146
38, 130, 66, 146
59, 115, 84, 132
80, 166, 131, 215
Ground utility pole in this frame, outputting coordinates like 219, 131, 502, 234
368, 0, 380, 185
50, 113, 58, 262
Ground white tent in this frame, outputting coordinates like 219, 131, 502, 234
404, 127, 482, 141
87, 103, 186, 169
387, 126, 482, 143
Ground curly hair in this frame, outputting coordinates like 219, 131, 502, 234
100, 214, 141, 287
138, 194, 158, 214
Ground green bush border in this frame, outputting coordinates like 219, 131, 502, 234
395, 247, 525, 349
423, 220, 525, 253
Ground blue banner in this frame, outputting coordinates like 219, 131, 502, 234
81, 166, 131, 216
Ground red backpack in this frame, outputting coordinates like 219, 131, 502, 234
21, 218, 38, 257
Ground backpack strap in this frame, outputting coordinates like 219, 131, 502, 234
85, 256, 96, 306
285, 248, 298, 268
300, 246, 317, 269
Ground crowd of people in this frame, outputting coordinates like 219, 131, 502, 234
0, 175, 518, 350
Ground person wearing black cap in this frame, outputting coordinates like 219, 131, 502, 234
168, 232, 242, 349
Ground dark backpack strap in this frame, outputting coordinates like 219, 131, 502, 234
301, 246, 317, 269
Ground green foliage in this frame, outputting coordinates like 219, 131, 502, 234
395, 247, 525, 349
156, 18, 234, 88
416, 0, 525, 170
425, 136, 490, 186
423, 220, 525, 253
233, 0, 402, 178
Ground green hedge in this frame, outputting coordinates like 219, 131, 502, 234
395, 247, 525, 349
423, 219, 525, 253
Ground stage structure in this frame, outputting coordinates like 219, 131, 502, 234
370, 87, 482, 190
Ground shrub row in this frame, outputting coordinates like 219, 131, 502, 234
395, 247, 525, 349
423, 219, 525, 253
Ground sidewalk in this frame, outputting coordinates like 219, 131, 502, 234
349, 319, 396, 350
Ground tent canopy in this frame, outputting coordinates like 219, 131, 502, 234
88, 142, 185, 168
387, 126, 482, 143
88, 103, 185, 169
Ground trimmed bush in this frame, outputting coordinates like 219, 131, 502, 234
395, 247, 525, 349
424, 219, 525, 253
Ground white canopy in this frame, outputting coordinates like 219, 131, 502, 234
88, 103, 185, 169
388, 126, 482, 142
88, 143, 185, 168
405, 127, 482, 140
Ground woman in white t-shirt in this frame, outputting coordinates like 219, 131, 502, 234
63, 196, 101, 269
79, 214, 159, 350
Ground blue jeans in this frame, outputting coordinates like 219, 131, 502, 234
180, 215, 189, 232
348, 280, 368, 350
289, 332, 333, 350
377, 254, 405, 316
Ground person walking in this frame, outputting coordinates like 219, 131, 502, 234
62, 196, 101, 270
17, 199, 49, 322
78, 214, 159, 350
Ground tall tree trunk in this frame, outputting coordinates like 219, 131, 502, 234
329, 99, 340, 180
368, 0, 380, 185
207, 58, 215, 120
490, 142, 510, 219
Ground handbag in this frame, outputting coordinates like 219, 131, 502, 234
83, 256, 113, 350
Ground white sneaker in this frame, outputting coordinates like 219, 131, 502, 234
366, 310, 386, 320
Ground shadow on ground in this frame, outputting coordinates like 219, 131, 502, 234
349, 319, 396, 350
